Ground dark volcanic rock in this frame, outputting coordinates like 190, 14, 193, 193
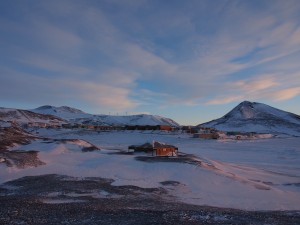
0, 174, 299, 225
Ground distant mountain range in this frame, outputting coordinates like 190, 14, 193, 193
199, 101, 300, 136
31, 105, 180, 127
1, 102, 300, 136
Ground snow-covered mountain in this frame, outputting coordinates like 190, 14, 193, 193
69, 114, 180, 127
31, 105, 180, 127
199, 101, 300, 136
32, 105, 90, 120
0, 107, 66, 125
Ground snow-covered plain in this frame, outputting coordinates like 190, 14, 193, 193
1, 129, 300, 211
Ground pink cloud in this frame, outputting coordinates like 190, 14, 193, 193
69, 81, 138, 110
267, 87, 300, 101
205, 96, 243, 105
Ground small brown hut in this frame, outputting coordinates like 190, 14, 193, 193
128, 141, 178, 157
153, 141, 178, 157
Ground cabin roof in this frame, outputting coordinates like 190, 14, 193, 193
153, 141, 178, 149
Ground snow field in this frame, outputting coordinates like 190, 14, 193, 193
1, 130, 300, 210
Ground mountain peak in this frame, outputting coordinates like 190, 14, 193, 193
57, 106, 85, 114
34, 105, 85, 114
32, 105, 88, 119
35, 105, 55, 110
239, 100, 255, 106
200, 101, 300, 136
237, 101, 263, 109
240, 100, 252, 104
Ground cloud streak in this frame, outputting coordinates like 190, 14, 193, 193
267, 87, 300, 101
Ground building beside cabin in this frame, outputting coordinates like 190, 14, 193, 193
158, 125, 173, 131
95, 125, 114, 131
87, 125, 96, 129
128, 142, 153, 153
181, 126, 192, 133
193, 127, 220, 139
193, 133, 219, 139
125, 125, 174, 131
226, 131, 256, 140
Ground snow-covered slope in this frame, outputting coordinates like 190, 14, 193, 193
32, 105, 90, 120
70, 114, 180, 127
31, 106, 180, 127
200, 101, 300, 136
0, 107, 66, 126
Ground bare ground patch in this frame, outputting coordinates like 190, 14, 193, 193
0, 126, 36, 151
0, 150, 45, 168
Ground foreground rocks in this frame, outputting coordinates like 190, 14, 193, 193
0, 174, 299, 225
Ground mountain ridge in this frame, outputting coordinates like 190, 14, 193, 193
31, 105, 180, 127
1, 102, 300, 135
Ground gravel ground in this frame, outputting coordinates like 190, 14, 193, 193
0, 174, 299, 225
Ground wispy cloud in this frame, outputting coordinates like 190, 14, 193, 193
69, 81, 138, 110
0, 67, 137, 111
16, 53, 90, 76
267, 87, 300, 101
206, 96, 243, 105
235, 78, 278, 92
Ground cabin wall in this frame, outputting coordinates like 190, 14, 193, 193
155, 147, 177, 156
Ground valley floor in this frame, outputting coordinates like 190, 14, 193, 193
1, 128, 300, 224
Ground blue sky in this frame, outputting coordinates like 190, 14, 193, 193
1, 0, 300, 125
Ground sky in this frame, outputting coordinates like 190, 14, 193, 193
1, 0, 300, 125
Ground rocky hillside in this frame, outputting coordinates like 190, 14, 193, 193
0, 107, 66, 125
0, 108, 66, 124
